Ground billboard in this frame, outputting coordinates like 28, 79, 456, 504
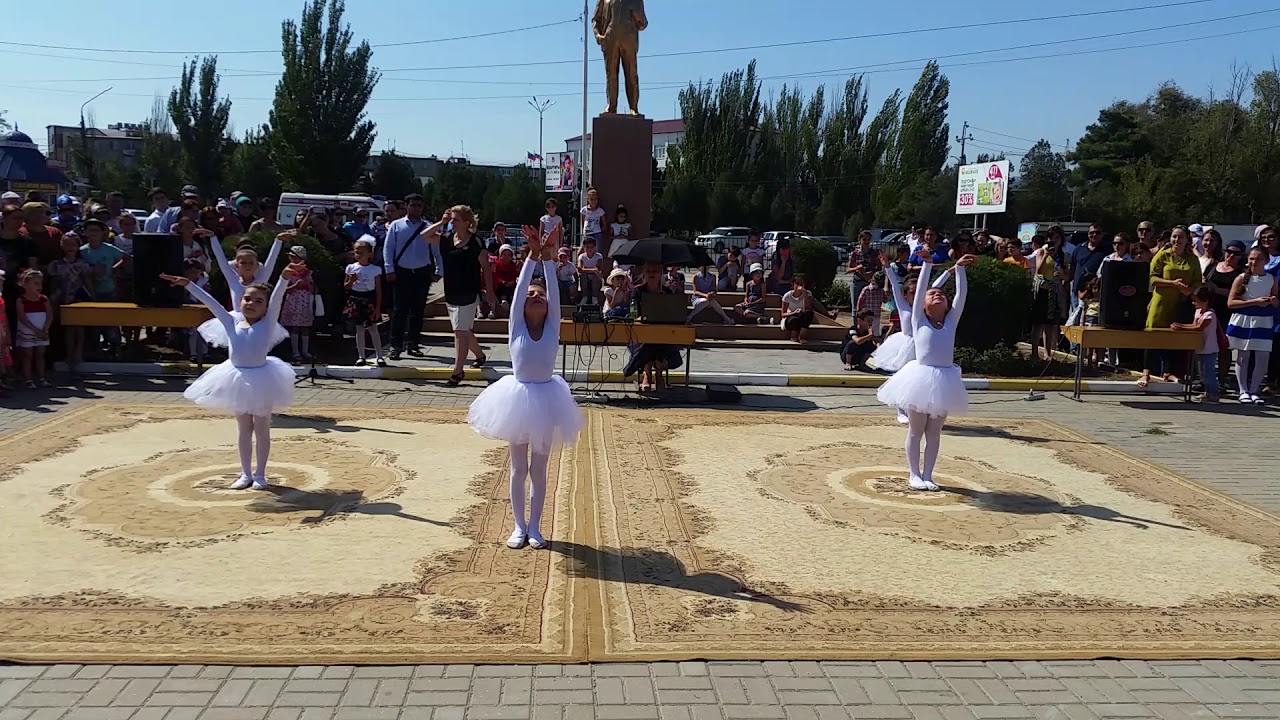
545, 151, 577, 193
955, 160, 1009, 215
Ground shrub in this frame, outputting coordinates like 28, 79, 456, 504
822, 279, 850, 309
933, 256, 1031, 351
790, 236, 838, 297
953, 344, 1028, 376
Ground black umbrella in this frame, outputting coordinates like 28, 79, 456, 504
611, 236, 714, 268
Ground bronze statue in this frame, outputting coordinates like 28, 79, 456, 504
592, 0, 648, 116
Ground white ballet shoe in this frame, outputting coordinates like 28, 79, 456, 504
506, 529, 528, 549
896, 409, 908, 425
907, 475, 928, 491
229, 474, 253, 490
251, 473, 270, 490
526, 530, 547, 550
922, 478, 940, 491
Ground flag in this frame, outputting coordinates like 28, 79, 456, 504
527, 152, 542, 162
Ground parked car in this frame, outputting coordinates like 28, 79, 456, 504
802, 235, 852, 264
761, 230, 802, 261
694, 226, 752, 253
127, 209, 150, 222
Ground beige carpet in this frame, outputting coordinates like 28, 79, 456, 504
2, 405, 1279, 663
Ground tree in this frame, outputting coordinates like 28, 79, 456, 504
0, 110, 9, 132
168, 56, 232, 196
268, 0, 380, 192
370, 151, 419, 200
1014, 140, 1070, 221
226, 126, 283, 202
491, 166, 543, 223
138, 95, 184, 198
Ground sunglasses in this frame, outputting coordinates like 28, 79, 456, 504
1137, 227, 1153, 233
1263, 235, 1278, 241
1226, 249, 1244, 255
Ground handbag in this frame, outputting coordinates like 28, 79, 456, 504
313, 293, 325, 318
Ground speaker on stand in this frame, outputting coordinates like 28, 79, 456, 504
1099, 260, 1150, 330
131, 233, 188, 307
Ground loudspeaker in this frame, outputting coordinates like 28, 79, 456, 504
1099, 260, 1150, 330
131, 233, 188, 307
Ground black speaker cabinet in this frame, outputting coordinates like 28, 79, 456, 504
1099, 260, 1150, 330
131, 233, 188, 307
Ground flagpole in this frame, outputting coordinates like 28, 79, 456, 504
581, 0, 590, 237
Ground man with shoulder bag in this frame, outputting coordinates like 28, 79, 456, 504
382, 193, 443, 360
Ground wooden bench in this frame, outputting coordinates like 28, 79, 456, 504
559, 320, 697, 387
1062, 326, 1203, 401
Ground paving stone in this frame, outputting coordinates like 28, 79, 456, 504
1203, 705, 1274, 718
720, 707, 785, 720
657, 690, 719, 705
145, 691, 217, 706
533, 689, 594, 705
275, 692, 342, 707
474, 667, 532, 678
322, 668, 355, 681
69, 667, 109, 681
776, 691, 841, 705
468, 679, 501, 706
822, 664, 882, 679
771, 679, 833, 692
159, 679, 226, 693
623, 678, 655, 704
231, 668, 293, 680
199, 710, 272, 720
9, 693, 80, 708
594, 707, 659, 720
37, 668, 79, 681
466, 707, 535, 720
650, 664, 681, 678
340, 679, 377, 707
709, 664, 766, 678
170, 666, 205, 679
291, 668, 325, 680
0, 682, 31, 707
286, 681, 349, 694
372, 679, 409, 707
351, 668, 413, 680
710, 678, 748, 705
499, 678, 531, 706
534, 678, 593, 691
741, 678, 778, 705
844, 707, 911, 719
403, 691, 470, 706
411, 679, 472, 693
594, 665, 651, 678
243, 679, 286, 707
655, 678, 713, 690
678, 663, 709, 678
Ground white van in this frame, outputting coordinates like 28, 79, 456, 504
276, 193, 385, 228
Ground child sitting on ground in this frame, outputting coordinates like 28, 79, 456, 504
841, 309, 880, 372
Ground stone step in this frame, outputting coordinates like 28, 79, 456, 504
419, 318, 847, 342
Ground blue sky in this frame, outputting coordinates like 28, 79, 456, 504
1, 0, 1276, 167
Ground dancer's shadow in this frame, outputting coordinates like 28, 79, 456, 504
942, 486, 1191, 531
245, 486, 451, 526
273, 414, 414, 435
550, 542, 810, 613
943, 424, 1096, 446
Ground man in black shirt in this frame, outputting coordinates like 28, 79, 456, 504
1067, 223, 1109, 314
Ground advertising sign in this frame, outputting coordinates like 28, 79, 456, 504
955, 160, 1009, 215
545, 151, 577, 193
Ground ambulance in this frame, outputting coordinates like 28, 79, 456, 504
275, 193, 385, 227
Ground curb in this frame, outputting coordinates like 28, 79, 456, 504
56, 362, 1188, 395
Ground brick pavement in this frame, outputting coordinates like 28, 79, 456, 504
2, 378, 1279, 719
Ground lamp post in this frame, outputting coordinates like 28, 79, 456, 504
528, 97, 555, 170
78, 86, 112, 189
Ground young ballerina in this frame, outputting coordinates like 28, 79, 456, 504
467, 226, 585, 550
161, 266, 298, 490
876, 256, 975, 491
209, 231, 284, 307
872, 263, 954, 423
343, 237, 386, 366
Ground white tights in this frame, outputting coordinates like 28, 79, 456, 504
509, 443, 549, 536
235, 413, 272, 478
905, 410, 946, 484
1236, 350, 1270, 396
355, 324, 383, 360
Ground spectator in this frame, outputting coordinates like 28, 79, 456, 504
604, 268, 632, 318
153, 185, 201, 235
1205, 240, 1246, 393
180, 259, 210, 361
1029, 234, 1062, 361
20, 202, 61, 266
280, 245, 316, 363
555, 247, 578, 303
1226, 246, 1278, 404
625, 262, 683, 392
734, 263, 768, 324
688, 263, 733, 325
343, 209, 372, 240
1139, 225, 1203, 388
841, 309, 879, 371
577, 237, 605, 305
1171, 284, 1222, 403
104, 191, 126, 234
199, 206, 222, 238
1187, 223, 1207, 254
1131, 241, 1153, 264
847, 229, 880, 308
1197, 228, 1224, 272
46, 233, 93, 373
13, 269, 52, 388
540, 198, 564, 248
609, 205, 632, 247
974, 229, 995, 256
909, 227, 948, 267
1255, 225, 1280, 393
0, 191, 20, 205
301, 207, 353, 263
232, 195, 257, 232
423, 205, 496, 386
949, 230, 977, 261
1099, 232, 1133, 276
174, 216, 212, 272
770, 236, 795, 293
905, 223, 923, 249
248, 197, 285, 235
493, 244, 520, 317
717, 246, 742, 291
1135, 220, 1156, 252
143, 187, 170, 233
580, 188, 606, 247
1067, 223, 1109, 314
857, 271, 887, 337
51, 195, 80, 233
1002, 237, 1029, 269
383, 193, 441, 361
1, 204, 38, 332
78, 219, 127, 358
662, 265, 685, 294
779, 274, 834, 344
742, 230, 765, 271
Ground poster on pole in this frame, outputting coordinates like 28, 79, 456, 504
955, 160, 1009, 215
545, 151, 577, 193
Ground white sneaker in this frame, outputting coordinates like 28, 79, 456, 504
506, 529, 527, 549
1240, 393, 1251, 404
896, 409, 909, 425
229, 474, 252, 490
922, 478, 940, 491
1252, 395, 1265, 405
251, 473, 270, 490
526, 530, 547, 550
907, 475, 928, 491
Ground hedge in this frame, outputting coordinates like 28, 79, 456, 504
791, 237, 839, 297
934, 256, 1032, 352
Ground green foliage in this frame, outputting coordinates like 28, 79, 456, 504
168, 56, 232, 197
226, 127, 282, 202
938, 257, 1032, 351
822, 279, 850, 309
952, 344, 1028, 377
790, 237, 838, 297
369, 151, 418, 201
268, 0, 380, 192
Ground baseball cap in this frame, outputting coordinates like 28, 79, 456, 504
234, 195, 254, 207
1226, 240, 1247, 252
216, 199, 230, 210
288, 245, 307, 260
180, 184, 200, 198
1188, 223, 1204, 236
56, 194, 74, 208
1, 191, 20, 203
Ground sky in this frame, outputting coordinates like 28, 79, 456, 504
1, 0, 1277, 169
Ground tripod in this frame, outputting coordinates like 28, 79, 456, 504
294, 324, 353, 386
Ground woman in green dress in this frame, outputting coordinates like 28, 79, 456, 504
1138, 225, 1203, 388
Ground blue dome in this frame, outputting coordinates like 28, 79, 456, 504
2, 130, 34, 144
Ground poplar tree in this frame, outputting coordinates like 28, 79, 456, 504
168, 56, 232, 195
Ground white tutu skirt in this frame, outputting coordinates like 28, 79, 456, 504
467, 375, 585, 454
870, 331, 915, 372
183, 357, 297, 417
198, 315, 290, 349
876, 360, 968, 418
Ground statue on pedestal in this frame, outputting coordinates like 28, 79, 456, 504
592, 0, 648, 116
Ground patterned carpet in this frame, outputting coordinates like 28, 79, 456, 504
1, 405, 1278, 664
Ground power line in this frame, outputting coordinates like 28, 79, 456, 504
968, 126, 1040, 144
0, 17, 582, 55
0, 0, 1223, 70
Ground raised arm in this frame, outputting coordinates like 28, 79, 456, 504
509, 258, 539, 337
266, 273, 290, 325
931, 268, 952, 289
910, 262, 931, 332
951, 265, 968, 318
208, 235, 236, 280
183, 277, 236, 331
256, 236, 283, 283
544, 259, 561, 326
886, 265, 909, 315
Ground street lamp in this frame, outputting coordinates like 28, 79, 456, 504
528, 96, 555, 170
78, 86, 112, 188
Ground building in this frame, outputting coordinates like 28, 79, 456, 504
0, 129, 72, 203
564, 119, 685, 171
361, 153, 542, 186
46, 123, 146, 176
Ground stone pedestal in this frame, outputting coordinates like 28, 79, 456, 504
590, 114, 653, 247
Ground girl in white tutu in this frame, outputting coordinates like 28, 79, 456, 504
161, 266, 299, 490
467, 226, 584, 550
872, 264, 953, 374
877, 256, 975, 491
198, 233, 289, 352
